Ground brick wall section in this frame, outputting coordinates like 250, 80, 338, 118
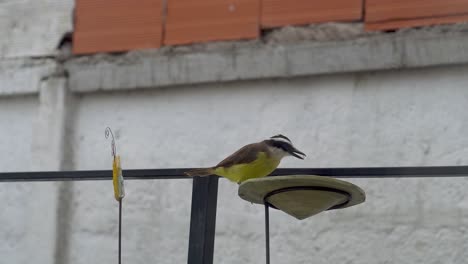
73, 0, 468, 54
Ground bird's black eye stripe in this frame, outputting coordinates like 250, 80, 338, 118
272, 140, 289, 151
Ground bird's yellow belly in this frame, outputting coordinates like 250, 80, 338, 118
214, 153, 280, 183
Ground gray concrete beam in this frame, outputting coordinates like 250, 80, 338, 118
0, 58, 57, 96
66, 30, 468, 93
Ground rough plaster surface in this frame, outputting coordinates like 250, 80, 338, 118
0, 95, 37, 171
263, 22, 377, 44
0, 0, 73, 58
62, 65, 468, 264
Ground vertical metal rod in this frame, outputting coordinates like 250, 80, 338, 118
187, 176, 219, 264
265, 203, 270, 264
119, 199, 122, 264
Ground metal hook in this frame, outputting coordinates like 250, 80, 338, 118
105, 127, 117, 157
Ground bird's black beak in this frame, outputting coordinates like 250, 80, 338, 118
289, 146, 306, 160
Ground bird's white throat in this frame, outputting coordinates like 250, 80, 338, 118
267, 145, 289, 159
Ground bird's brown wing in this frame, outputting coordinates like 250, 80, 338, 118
215, 142, 268, 168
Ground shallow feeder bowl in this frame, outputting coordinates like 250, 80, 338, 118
238, 175, 366, 220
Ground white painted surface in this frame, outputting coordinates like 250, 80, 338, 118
0, 96, 58, 264
64, 65, 468, 264
0, 0, 74, 58
0, 95, 37, 171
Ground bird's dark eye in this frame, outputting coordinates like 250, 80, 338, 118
273, 141, 289, 151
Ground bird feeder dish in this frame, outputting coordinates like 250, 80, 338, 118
238, 175, 366, 220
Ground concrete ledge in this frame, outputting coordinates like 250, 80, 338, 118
0, 58, 57, 96
65, 27, 468, 93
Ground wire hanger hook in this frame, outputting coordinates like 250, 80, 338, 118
105, 127, 117, 157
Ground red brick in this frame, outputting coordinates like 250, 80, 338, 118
164, 0, 260, 45
73, 0, 163, 54
366, 14, 468, 31
365, 0, 468, 30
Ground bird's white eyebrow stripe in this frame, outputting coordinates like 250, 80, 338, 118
270, 137, 292, 145
270, 134, 292, 143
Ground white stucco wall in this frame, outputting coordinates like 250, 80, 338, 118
0, 96, 37, 171
0, 96, 37, 251
2, 58, 468, 264
62, 65, 468, 264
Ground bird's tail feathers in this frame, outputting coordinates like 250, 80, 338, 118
185, 168, 215, 177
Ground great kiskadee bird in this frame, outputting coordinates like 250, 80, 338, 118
185, 134, 306, 183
